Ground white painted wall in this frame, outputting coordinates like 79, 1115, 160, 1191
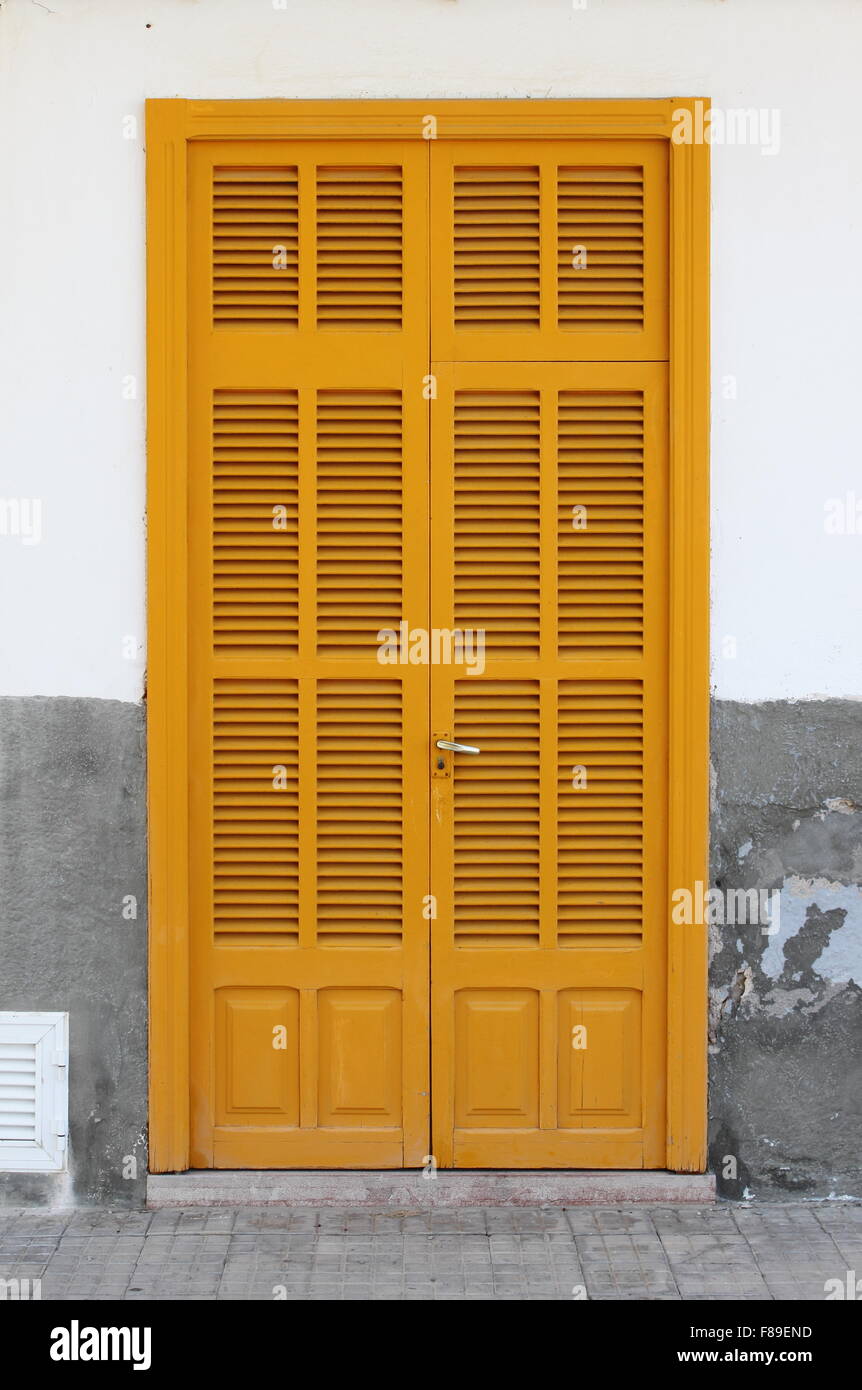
1, 0, 860, 702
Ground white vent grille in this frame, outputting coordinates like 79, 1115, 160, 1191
0, 1013, 68, 1172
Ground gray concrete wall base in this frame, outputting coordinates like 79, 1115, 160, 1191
709, 699, 862, 1200
2, 694, 861, 1205
0, 697, 147, 1207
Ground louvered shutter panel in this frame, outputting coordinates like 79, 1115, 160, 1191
431, 139, 667, 362
431, 359, 668, 1169
453, 390, 541, 660
557, 167, 646, 331
315, 390, 404, 658
557, 680, 644, 941
452, 680, 541, 949
315, 167, 404, 329
212, 679, 299, 945
212, 391, 299, 657
187, 139, 429, 1168
453, 167, 541, 330
557, 390, 645, 659
212, 167, 299, 327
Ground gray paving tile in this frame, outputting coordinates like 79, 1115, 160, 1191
1, 1200, 860, 1301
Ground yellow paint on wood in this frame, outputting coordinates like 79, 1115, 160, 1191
146, 100, 709, 1173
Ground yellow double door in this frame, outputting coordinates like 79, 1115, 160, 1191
187, 134, 670, 1168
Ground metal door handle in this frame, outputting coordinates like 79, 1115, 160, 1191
435, 739, 481, 755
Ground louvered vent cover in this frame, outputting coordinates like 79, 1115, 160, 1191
0, 1042, 37, 1146
316, 167, 403, 328
453, 681, 540, 947
558, 681, 643, 941
317, 681, 403, 946
213, 680, 299, 944
212, 166, 299, 327
453, 167, 540, 329
0, 1013, 67, 1173
316, 390, 403, 658
454, 391, 540, 660
213, 391, 299, 657
557, 167, 644, 331
558, 391, 644, 660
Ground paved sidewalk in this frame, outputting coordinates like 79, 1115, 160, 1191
1, 1203, 860, 1301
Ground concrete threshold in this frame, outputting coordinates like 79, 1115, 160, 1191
147, 1170, 716, 1208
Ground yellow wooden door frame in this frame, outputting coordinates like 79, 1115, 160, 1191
146, 98, 709, 1174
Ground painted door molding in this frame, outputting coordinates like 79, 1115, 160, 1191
146, 98, 709, 1173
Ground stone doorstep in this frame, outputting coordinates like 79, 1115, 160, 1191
147, 1170, 716, 1208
